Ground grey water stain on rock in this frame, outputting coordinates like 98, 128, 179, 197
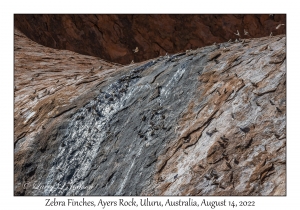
14, 29, 286, 196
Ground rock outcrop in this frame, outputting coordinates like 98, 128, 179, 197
14, 28, 286, 196
14, 28, 126, 150
14, 14, 286, 64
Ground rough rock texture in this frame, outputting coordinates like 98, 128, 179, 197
14, 28, 128, 148
14, 14, 286, 64
14, 30, 286, 196
14, 28, 142, 195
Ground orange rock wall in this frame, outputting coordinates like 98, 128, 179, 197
14, 14, 286, 65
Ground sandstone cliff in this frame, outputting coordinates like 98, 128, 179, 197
14, 28, 286, 196
14, 14, 286, 64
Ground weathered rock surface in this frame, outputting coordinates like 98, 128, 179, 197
14, 30, 286, 196
14, 28, 127, 148
14, 14, 286, 64
14, 28, 138, 194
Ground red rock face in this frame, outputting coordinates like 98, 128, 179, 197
14, 14, 286, 65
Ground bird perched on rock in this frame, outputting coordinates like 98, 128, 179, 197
89, 67, 94, 73
234, 30, 240, 37
131, 60, 134, 64
244, 29, 249, 36
222, 46, 229, 52
276, 24, 285, 30
267, 45, 273, 51
133, 47, 139, 53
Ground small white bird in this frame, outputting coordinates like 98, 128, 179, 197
244, 29, 249, 36
133, 47, 139, 53
270, 32, 273, 37
276, 24, 285, 30
131, 60, 134, 64
234, 30, 240, 37
267, 45, 273, 51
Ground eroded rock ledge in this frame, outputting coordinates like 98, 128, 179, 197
14, 30, 286, 196
14, 14, 286, 64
